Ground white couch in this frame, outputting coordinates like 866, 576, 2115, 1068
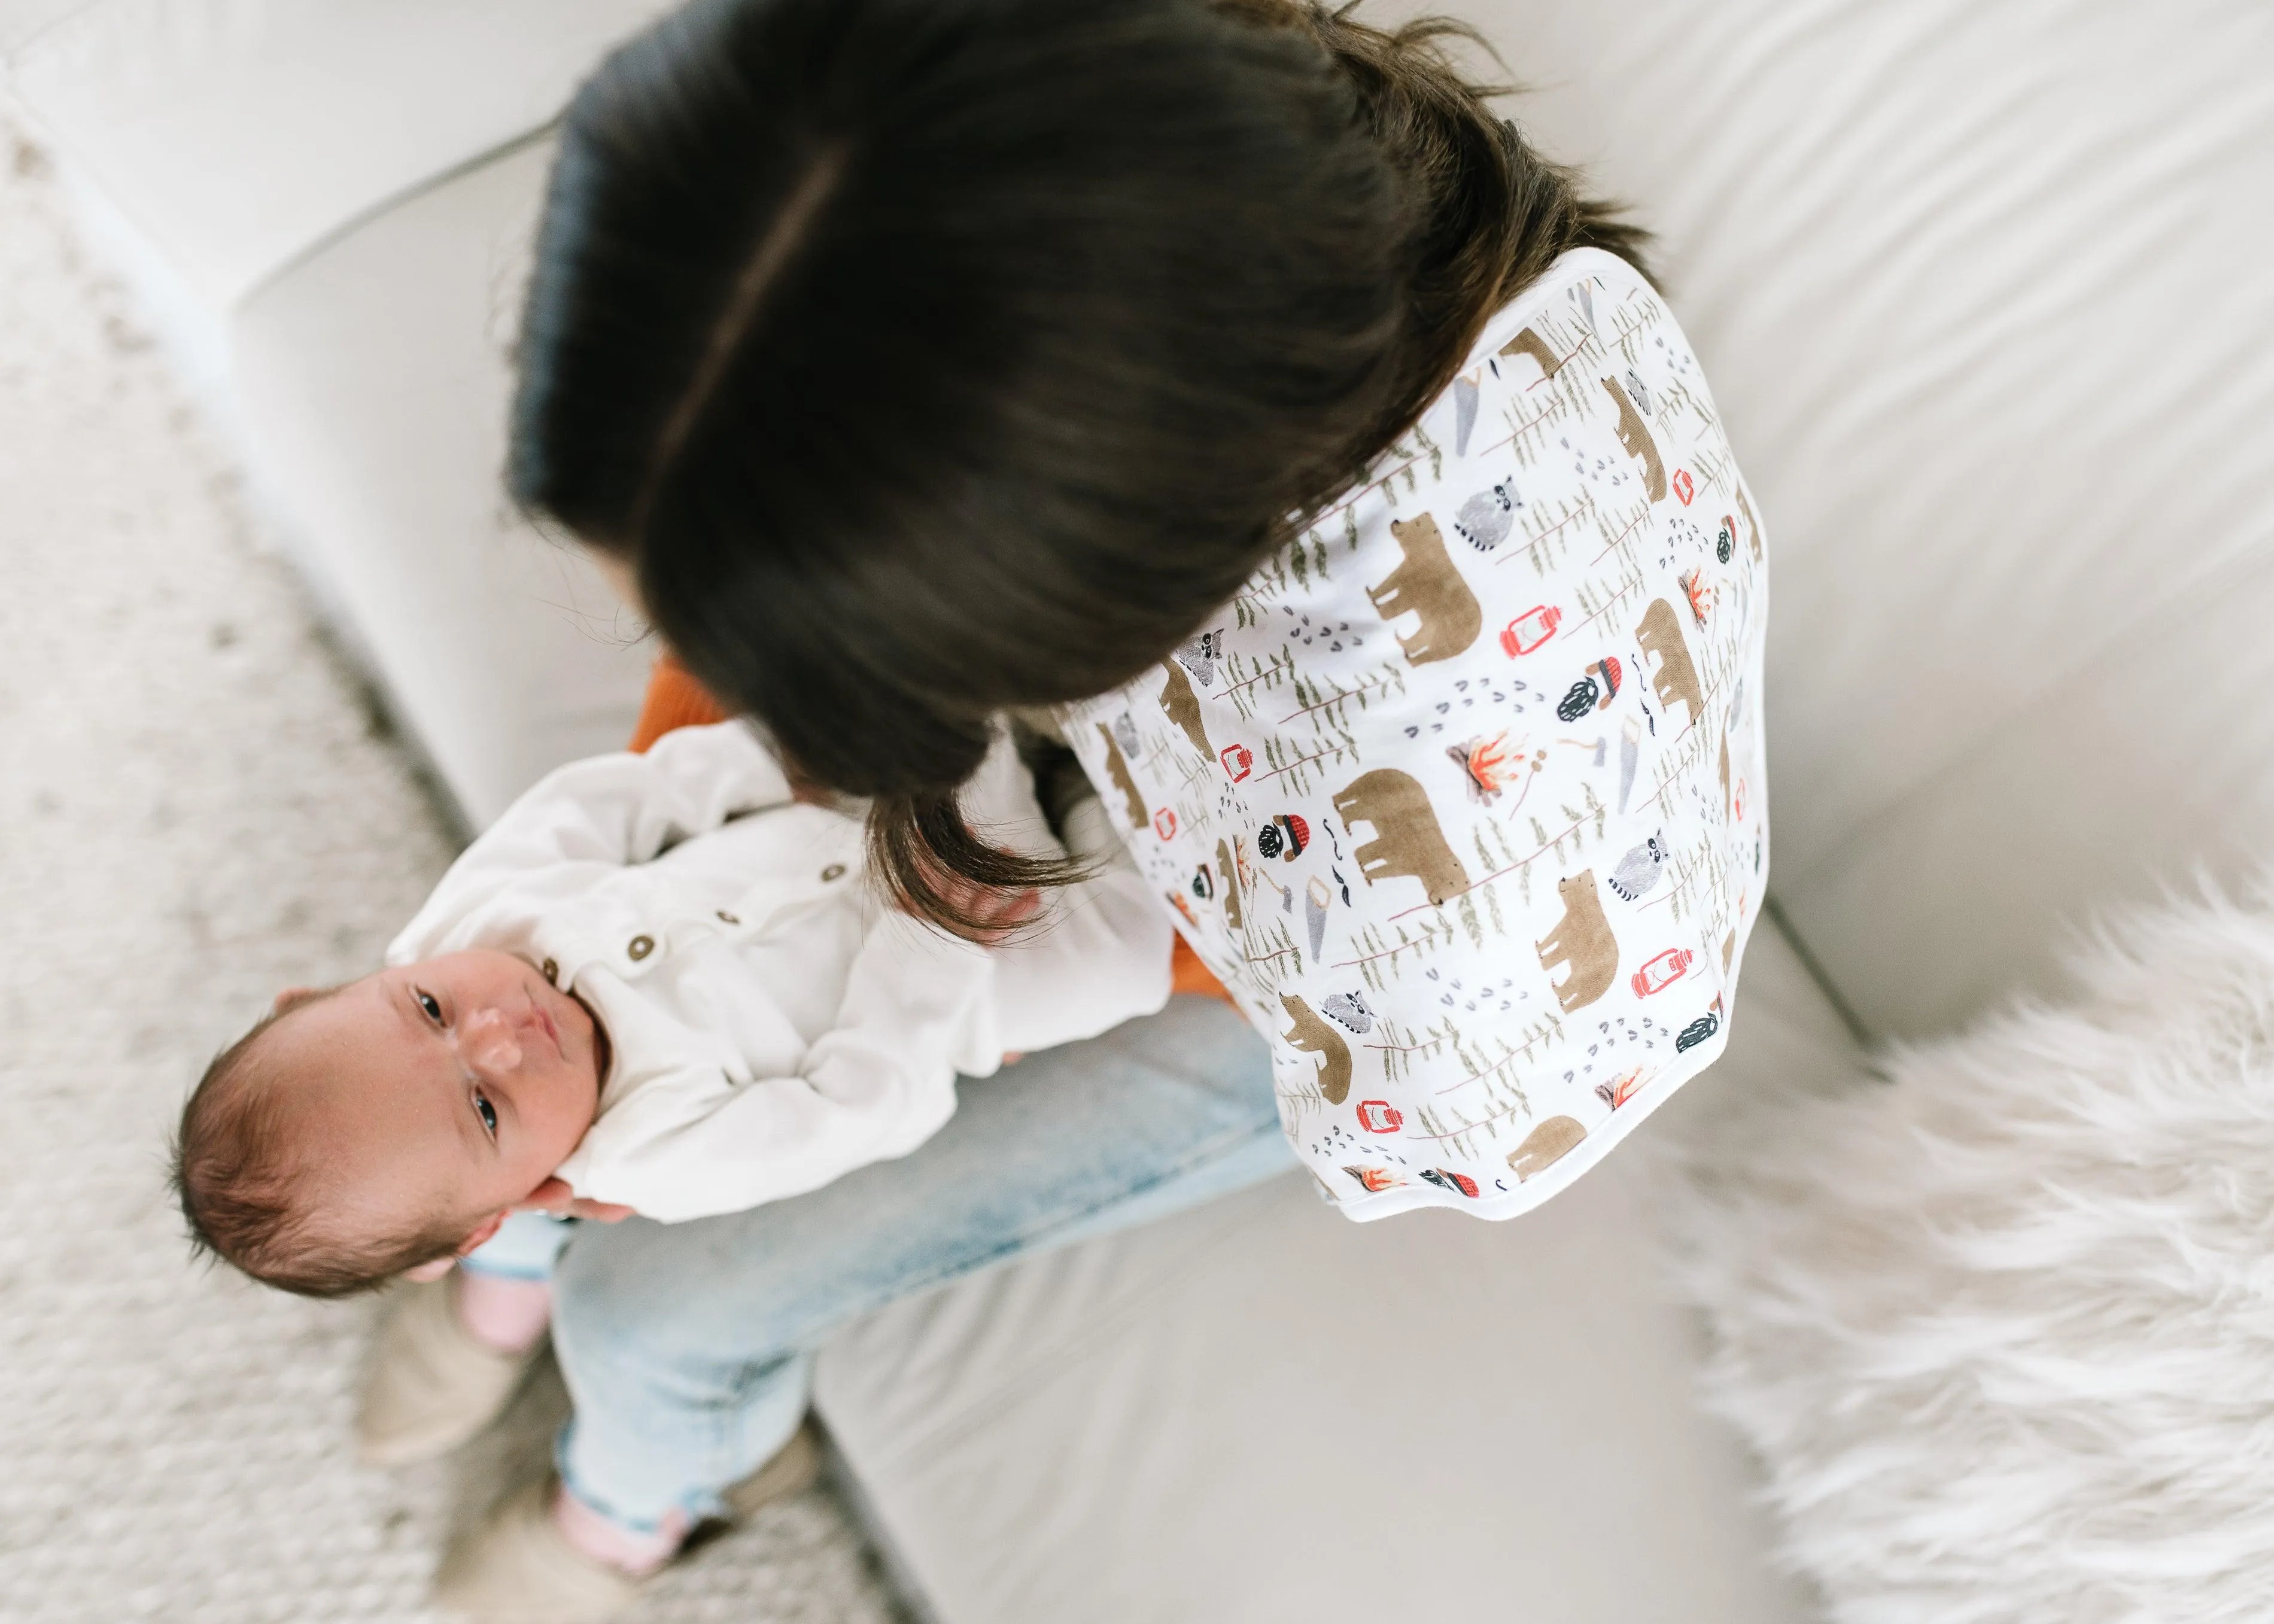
11, 0, 2268, 1616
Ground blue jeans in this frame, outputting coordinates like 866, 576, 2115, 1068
466, 995, 1291, 1531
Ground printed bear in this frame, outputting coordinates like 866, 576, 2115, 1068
1634, 597, 1705, 728
1333, 769, 1470, 908
1536, 869, 1619, 1013
1215, 837, 1244, 931
1508, 1115, 1586, 1181
1600, 376, 1668, 502
1498, 326, 1567, 381
1281, 993, 1353, 1105
1367, 514, 1480, 666
1159, 658, 1211, 759
1095, 722, 1148, 829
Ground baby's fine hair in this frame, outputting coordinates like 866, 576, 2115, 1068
171, 990, 463, 1298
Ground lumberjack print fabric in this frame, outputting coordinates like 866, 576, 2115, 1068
1064, 248, 1770, 1221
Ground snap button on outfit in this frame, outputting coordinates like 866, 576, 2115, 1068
542, 958, 558, 985
821, 863, 846, 883
627, 934, 655, 962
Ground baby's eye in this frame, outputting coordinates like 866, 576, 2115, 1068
473, 1091, 497, 1139
417, 990, 443, 1024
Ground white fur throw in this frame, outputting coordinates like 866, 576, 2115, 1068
1658, 892, 2274, 1623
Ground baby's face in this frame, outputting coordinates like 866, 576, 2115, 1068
260, 950, 606, 1246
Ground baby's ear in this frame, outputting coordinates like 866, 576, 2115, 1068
453, 1211, 510, 1257
273, 986, 320, 1014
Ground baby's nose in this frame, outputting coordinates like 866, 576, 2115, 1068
461, 1008, 524, 1072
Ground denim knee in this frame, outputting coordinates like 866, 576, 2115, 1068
550, 1221, 767, 1411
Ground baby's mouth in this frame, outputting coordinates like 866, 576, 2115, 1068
531, 1000, 564, 1058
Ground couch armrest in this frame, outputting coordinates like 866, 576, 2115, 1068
4, 0, 673, 311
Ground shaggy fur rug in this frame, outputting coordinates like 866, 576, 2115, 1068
1661, 890, 2274, 1623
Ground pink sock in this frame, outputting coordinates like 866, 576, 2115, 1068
551, 1483, 689, 1576
454, 1270, 552, 1355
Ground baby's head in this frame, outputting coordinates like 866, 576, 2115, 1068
172, 950, 607, 1297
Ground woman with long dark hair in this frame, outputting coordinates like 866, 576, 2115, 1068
364, 0, 1734, 1614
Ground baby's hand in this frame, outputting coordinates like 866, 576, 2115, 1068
938, 881, 1043, 941
517, 1176, 635, 1224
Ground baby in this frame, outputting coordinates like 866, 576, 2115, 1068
172, 719, 1171, 1297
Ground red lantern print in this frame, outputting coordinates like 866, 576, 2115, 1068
1630, 947, 1693, 997
1153, 807, 1178, 840
1220, 743, 1253, 781
1671, 468, 1695, 505
1499, 604, 1561, 656
1357, 1100, 1403, 1134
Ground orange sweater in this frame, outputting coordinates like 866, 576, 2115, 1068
625, 656, 1230, 1004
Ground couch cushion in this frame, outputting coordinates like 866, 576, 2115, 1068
813, 920, 1851, 1623
229, 140, 650, 826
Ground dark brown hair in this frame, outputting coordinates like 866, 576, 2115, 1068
511, 0, 1645, 933
171, 992, 464, 1298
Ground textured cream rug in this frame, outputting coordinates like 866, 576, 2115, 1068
0, 127, 897, 1623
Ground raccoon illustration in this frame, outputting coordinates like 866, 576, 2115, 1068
1175, 629, 1224, 689
1606, 834, 1667, 902
1452, 481, 1519, 553
1321, 991, 1376, 1034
